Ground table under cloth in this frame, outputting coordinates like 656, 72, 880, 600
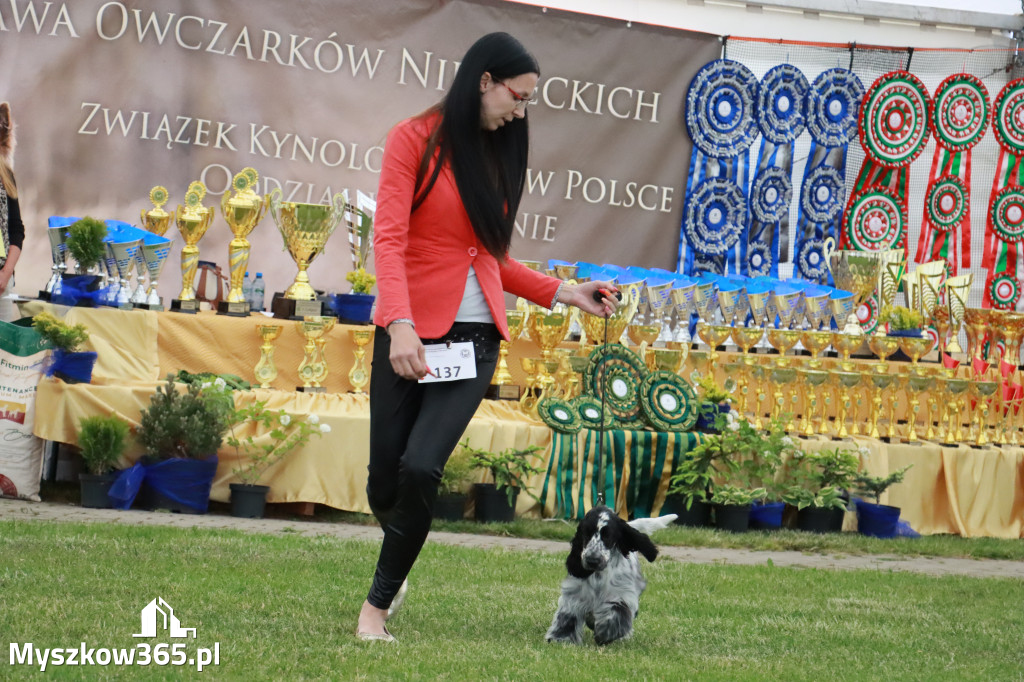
18, 301, 1024, 536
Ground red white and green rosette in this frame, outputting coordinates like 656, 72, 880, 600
991, 185, 1024, 243
932, 74, 990, 152
846, 189, 904, 251
926, 175, 969, 233
993, 78, 1024, 154
856, 294, 880, 334
989, 274, 1021, 309
859, 71, 932, 168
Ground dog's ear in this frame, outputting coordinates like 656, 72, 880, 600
619, 518, 659, 562
565, 523, 590, 578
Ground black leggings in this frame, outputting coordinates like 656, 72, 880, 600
365, 322, 500, 609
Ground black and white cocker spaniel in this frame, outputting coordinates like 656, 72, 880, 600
545, 505, 676, 645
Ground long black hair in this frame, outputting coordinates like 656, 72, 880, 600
413, 32, 539, 261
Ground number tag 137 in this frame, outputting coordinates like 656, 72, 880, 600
418, 341, 477, 383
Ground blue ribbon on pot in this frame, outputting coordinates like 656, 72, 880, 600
44, 348, 98, 384
108, 456, 219, 513
52, 274, 111, 307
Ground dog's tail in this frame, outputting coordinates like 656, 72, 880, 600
627, 514, 677, 536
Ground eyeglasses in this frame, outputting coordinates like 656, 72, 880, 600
499, 81, 537, 111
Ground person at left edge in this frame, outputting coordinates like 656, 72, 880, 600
0, 102, 23, 295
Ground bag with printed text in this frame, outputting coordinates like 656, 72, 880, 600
0, 318, 50, 501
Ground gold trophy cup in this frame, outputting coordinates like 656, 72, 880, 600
140, 186, 172, 237
268, 187, 346, 319
348, 327, 374, 394
296, 318, 329, 391
488, 309, 527, 400
254, 324, 283, 389
170, 181, 215, 313
220, 168, 269, 316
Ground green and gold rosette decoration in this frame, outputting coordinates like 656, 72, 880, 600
537, 397, 583, 434
583, 344, 649, 429
638, 371, 699, 432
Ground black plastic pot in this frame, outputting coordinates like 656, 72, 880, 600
473, 483, 517, 523
79, 471, 118, 509
433, 492, 468, 522
797, 506, 846, 533
661, 494, 711, 527
714, 503, 750, 532
229, 483, 270, 519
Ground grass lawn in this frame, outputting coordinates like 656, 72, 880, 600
2, 519, 1023, 681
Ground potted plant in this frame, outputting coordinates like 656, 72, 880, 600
881, 305, 924, 337
332, 206, 376, 324
467, 442, 544, 523
225, 400, 330, 518
781, 447, 859, 533
433, 440, 475, 523
708, 484, 767, 533
61, 216, 108, 305
77, 414, 131, 509
694, 375, 732, 433
110, 374, 234, 514
31, 311, 97, 384
853, 465, 912, 538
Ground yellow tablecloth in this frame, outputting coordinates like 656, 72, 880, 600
21, 302, 1024, 536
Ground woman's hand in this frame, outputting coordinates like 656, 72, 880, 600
0, 269, 13, 295
388, 323, 430, 380
557, 280, 620, 316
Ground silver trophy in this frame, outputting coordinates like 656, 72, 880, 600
139, 239, 174, 309
108, 240, 141, 307
130, 244, 149, 305
42, 225, 68, 299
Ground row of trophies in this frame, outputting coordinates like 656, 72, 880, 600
41, 168, 370, 319
251, 317, 374, 394
490, 251, 1024, 448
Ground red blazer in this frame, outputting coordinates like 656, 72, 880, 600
372, 112, 560, 340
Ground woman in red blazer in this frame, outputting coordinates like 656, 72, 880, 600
357, 33, 617, 642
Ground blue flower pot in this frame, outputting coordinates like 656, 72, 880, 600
886, 328, 922, 338
855, 498, 902, 538
695, 403, 730, 433
327, 292, 374, 325
749, 501, 785, 530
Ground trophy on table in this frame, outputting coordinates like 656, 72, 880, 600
170, 181, 215, 313
646, 279, 674, 343
136, 239, 174, 311
310, 316, 336, 389
107, 239, 141, 308
348, 327, 374, 394
220, 168, 269, 316
254, 324, 283, 389
824, 239, 883, 334
488, 309, 527, 400
268, 187, 346, 319
40, 225, 69, 300
945, 273, 972, 356
141, 186, 173, 237
296, 317, 329, 392
670, 281, 696, 344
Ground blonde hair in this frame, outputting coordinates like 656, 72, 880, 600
0, 162, 16, 200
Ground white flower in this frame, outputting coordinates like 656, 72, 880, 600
214, 377, 227, 390
319, 424, 331, 434
308, 414, 320, 425
782, 436, 795, 447
858, 446, 870, 456
279, 414, 292, 426
200, 381, 212, 390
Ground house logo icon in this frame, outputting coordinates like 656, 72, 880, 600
133, 597, 196, 639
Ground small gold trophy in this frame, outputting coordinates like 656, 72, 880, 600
141, 186, 173, 236
171, 181, 214, 313
296, 317, 329, 392
219, 168, 268, 316
488, 309, 527, 400
310, 316, 336, 388
254, 324, 283, 389
268, 187, 346, 319
349, 328, 374, 394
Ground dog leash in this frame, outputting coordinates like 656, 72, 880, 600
593, 288, 619, 508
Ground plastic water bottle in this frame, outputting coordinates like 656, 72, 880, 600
252, 272, 266, 312
241, 271, 253, 308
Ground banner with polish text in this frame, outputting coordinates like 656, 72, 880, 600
0, 0, 718, 301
